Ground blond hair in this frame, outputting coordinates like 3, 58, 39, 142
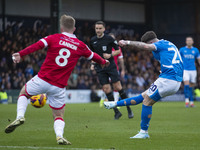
60, 15, 75, 31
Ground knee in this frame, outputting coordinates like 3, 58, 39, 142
113, 82, 122, 91
142, 94, 156, 106
102, 85, 111, 93
19, 86, 31, 98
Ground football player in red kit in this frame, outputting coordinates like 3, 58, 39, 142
5, 15, 109, 145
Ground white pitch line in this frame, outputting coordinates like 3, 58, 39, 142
0, 146, 113, 150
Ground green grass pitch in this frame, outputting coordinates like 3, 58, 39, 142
0, 102, 199, 150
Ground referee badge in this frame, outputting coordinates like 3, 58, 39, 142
102, 46, 107, 51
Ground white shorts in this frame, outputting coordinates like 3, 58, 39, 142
147, 78, 181, 101
25, 75, 66, 109
183, 70, 197, 83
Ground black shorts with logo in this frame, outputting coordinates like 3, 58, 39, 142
95, 62, 120, 85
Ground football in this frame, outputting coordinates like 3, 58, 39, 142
30, 94, 47, 108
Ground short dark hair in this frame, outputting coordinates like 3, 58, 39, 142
95, 21, 105, 27
141, 31, 157, 43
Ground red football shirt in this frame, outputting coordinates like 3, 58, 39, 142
113, 47, 123, 71
37, 32, 94, 88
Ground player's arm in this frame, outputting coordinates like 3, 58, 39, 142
103, 50, 120, 59
118, 58, 125, 77
89, 39, 97, 70
88, 52, 110, 69
103, 37, 120, 59
82, 44, 110, 68
112, 49, 120, 56
119, 40, 156, 51
12, 40, 45, 63
91, 53, 109, 66
111, 37, 121, 56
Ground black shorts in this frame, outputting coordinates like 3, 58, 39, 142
97, 66, 120, 85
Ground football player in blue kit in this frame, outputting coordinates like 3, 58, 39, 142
104, 31, 183, 139
179, 37, 200, 107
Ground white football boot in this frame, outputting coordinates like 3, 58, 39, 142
103, 101, 117, 109
130, 131, 150, 139
56, 137, 71, 145
5, 117, 25, 133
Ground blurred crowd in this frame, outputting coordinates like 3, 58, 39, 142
2, 21, 199, 94
0, 24, 48, 90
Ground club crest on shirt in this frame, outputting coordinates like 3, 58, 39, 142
102, 46, 107, 51
192, 50, 195, 54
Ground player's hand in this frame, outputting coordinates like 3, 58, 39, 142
90, 64, 95, 70
105, 60, 110, 67
103, 53, 112, 59
12, 53, 21, 63
101, 60, 110, 68
119, 40, 128, 47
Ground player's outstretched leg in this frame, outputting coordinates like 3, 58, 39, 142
5, 94, 28, 133
5, 117, 25, 133
118, 89, 134, 119
104, 94, 144, 109
130, 104, 151, 139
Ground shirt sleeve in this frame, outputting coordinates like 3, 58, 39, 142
153, 41, 161, 51
40, 35, 54, 48
110, 36, 119, 50
19, 40, 45, 57
80, 43, 94, 60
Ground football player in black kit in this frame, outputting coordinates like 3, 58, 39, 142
90, 21, 134, 119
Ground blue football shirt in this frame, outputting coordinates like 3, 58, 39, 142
153, 40, 183, 82
179, 46, 200, 71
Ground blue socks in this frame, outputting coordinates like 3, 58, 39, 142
184, 85, 194, 102
141, 104, 152, 131
184, 85, 190, 99
189, 87, 194, 102
117, 94, 144, 106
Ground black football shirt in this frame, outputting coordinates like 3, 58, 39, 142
90, 34, 119, 71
